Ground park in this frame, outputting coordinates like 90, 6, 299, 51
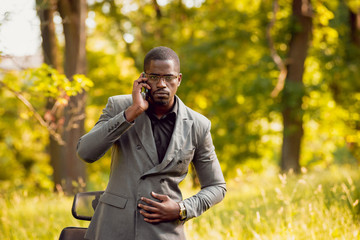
0, 0, 360, 239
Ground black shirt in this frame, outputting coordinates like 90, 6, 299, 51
146, 99, 178, 163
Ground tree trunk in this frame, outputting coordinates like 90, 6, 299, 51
350, 8, 360, 47
56, 0, 87, 194
37, 0, 67, 192
37, 0, 59, 69
280, 0, 312, 173
348, 8, 360, 161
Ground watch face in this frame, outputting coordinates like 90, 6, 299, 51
179, 202, 187, 220
180, 211, 186, 220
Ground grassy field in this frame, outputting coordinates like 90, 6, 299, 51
1, 165, 360, 239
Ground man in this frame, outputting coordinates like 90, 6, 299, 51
77, 46, 226, 240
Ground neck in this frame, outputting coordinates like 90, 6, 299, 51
149, 98, 175, 119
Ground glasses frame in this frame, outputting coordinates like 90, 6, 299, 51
144, 73, 179, 84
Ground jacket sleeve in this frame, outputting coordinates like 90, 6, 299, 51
76, 97, 134, 163
182, 122, 226, 219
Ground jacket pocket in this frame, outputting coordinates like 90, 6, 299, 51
175, 148, 195, 173
99, 192, 128, 209
179, 148, 195, 162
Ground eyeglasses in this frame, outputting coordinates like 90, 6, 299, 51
145, 74, 178, 84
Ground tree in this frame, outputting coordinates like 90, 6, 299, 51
36, 0, 88, 193
86, 0, 279, 178
280, 0, 313, 172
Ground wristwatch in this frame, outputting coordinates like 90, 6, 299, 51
178, 201, 187, 220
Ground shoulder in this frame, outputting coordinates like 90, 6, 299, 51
108, 94, 132, 107
109, 94, 132, 104
177, 96, 211, 130
104, 95, 132, 114
185, 106, 210, 125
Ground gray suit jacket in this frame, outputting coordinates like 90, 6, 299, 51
77, 95, 226, 240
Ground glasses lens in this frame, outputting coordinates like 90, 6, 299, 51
164, 76, 177, 81
146, 74, 177, 83
148, 75, 159, 82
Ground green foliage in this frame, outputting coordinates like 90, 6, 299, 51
0, 63, 93, 192
0, 70, 50, 191
1, 0, 360, 191
24, 64, 93, 100
303, 0, 360, 163
78, 0, 360, 180
86, 0, 282, 177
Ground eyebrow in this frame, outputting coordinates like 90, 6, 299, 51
147, 73, 176, 76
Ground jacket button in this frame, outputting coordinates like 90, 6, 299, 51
136, 144, 142, 150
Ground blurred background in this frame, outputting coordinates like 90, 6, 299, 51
1, 0, 360, 239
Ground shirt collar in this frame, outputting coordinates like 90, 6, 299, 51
146, 97, 178, 120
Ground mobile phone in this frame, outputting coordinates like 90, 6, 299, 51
141, 72, 149, 99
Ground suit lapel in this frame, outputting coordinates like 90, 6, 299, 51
161, 114, 192, 164
134, 112, 159, 166
142, 96, 193, 176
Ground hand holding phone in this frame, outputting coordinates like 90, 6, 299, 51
126, 73, 150, 122
141, 72, 149, 100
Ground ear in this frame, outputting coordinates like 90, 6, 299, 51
178, 73, 182, 87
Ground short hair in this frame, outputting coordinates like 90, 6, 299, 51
143, 46, 180, 72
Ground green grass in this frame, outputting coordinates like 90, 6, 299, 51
185, 165, 360, 239
0, 192, 88, 240
1, 165, 360, 239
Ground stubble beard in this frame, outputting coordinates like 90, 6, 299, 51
149, 94, 169, 106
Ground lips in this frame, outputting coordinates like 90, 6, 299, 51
154, 90, 169, 97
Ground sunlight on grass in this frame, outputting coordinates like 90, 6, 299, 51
0, 191, 88, 240
183, 165, 360, 240
1, 165, 360, 239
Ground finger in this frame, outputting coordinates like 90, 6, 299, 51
143, 82, 151, 90
133, 79, 145, 87
136, 80, 150, 88
137, 73, 147, 82
138, 203, 158, 213
134, 74, 147, 84
151, 192, 168, 201
144, 218, 162, 223
140, 210, 161, 219
132, 82, 150, 94
141, 197, 162, 207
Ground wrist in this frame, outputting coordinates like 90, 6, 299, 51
125, 105, 145, 122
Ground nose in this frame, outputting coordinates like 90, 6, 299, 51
156, 78, 167, 88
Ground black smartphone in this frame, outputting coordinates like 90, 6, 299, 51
141, 72, 149, 99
